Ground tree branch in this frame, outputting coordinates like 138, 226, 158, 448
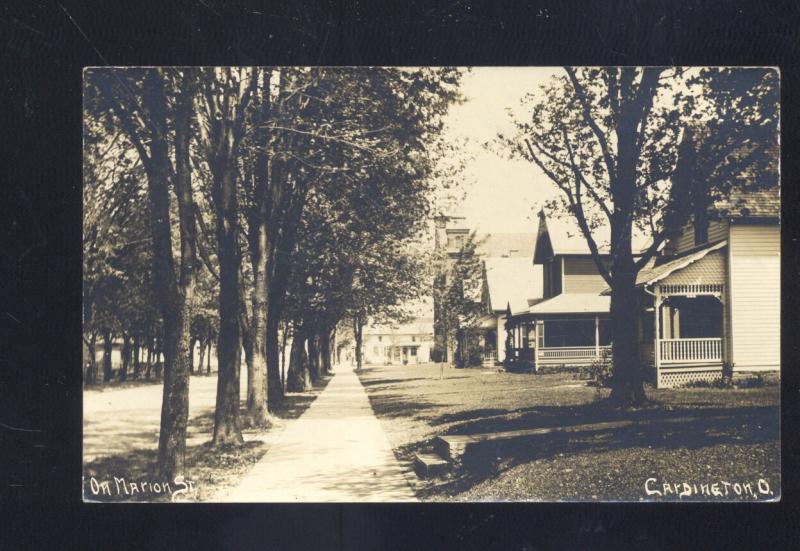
562, 131, 613, 285
564, 67, 617, 182
561, 128, 613, 221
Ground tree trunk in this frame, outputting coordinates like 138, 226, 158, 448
307, 329, 321, 383
132, 335, 141, 380
353, 316, 364, 372
146, 338, 153, 380
607, 258, 646, 406
86, 331, 98, 385
265, 170, 307, 412
147, 68, 196, 479
212, 163, 245, 446
320, 327, 333, 375
244, 68, 272, 427
197, 336, 206, 376
607, 90, 647, 407
287, 325, 311, 391
280, 323, 289, 392
154, 337, 162, 379
206, 335, 212, 374
244, 310, 269, 427
189, 337, 197, 374
120, 334, 130, 382
102, 330, 113, 383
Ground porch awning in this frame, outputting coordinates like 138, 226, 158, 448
526, 293, 610, 315
632, 240, 727, 289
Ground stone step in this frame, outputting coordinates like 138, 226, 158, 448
434, 419, 635, 462
413, 452, 451, 478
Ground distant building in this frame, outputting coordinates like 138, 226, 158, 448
360, 317, 434, 365
432, 213, 536, 362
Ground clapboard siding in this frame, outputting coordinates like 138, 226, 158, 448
562, 257, 606, 294
729, 223, 780, 371
671, 219, 729, 255
542, 258, 562, 298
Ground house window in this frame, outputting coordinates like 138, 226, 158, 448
378, 336, 382, 342
543, 319, 600, 347
410, 347, 417, 356
412, 336, 416, 342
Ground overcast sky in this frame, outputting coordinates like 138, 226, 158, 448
439, 67, 563, 234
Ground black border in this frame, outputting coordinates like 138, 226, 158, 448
3, 0, 799, 548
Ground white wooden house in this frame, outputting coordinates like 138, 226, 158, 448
477, 257, 543, 364
633, 187, 780, 387
505, 211, 648, 368
360, 317, 434, 365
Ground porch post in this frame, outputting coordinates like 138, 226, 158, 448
594, 315, 600, 358
654, 286, 662, 388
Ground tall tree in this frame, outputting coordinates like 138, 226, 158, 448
87, 67, 200, 476
434, 232, 486, 367
196, 67, 257, 446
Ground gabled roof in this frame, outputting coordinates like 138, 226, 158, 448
526, 293, 610, 315
365, 317, 434, 336
633, 240, 727, 289
484, 257, 543, 313
713, 186, 780, 219
476, 232, 536, 259
534, 211, 651, 262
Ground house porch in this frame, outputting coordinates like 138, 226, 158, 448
505, 314, 611, 370
648, 283, 727, 388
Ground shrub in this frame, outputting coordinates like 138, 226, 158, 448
430, 347, 444, 363
735, 374, 766, 388
467, 345, 484, 367
586, 349, 613, 387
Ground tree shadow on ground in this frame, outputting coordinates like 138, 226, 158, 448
361, 392, 445, 420
84, 370, 218, 393
360, 377, 433, 387
275, 375, 333, 420
414, 402, 779, 499
83, 376, 332, 502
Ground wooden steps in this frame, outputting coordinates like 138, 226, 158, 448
413, 452, 452, 478
434, 419, 634, 462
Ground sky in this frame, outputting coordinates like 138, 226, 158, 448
437, 67, 563, 234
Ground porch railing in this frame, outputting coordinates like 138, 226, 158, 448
538, 346, 610, 360
659, 338, 722, 364
482, 350, 497, 362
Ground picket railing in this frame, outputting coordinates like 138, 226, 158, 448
659, 338, 722, 364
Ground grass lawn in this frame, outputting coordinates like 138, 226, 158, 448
357, 363, 780, 502
83, 376, 331, 502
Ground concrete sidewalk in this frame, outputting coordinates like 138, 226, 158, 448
221, 367, 417, 502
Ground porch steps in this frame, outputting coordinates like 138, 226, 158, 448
433, 420, 634, 462
413, 452, 452, 478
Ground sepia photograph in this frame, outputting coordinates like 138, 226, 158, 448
82, 66, 780, 503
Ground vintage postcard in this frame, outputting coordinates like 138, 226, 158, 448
83, 66, 779, 502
